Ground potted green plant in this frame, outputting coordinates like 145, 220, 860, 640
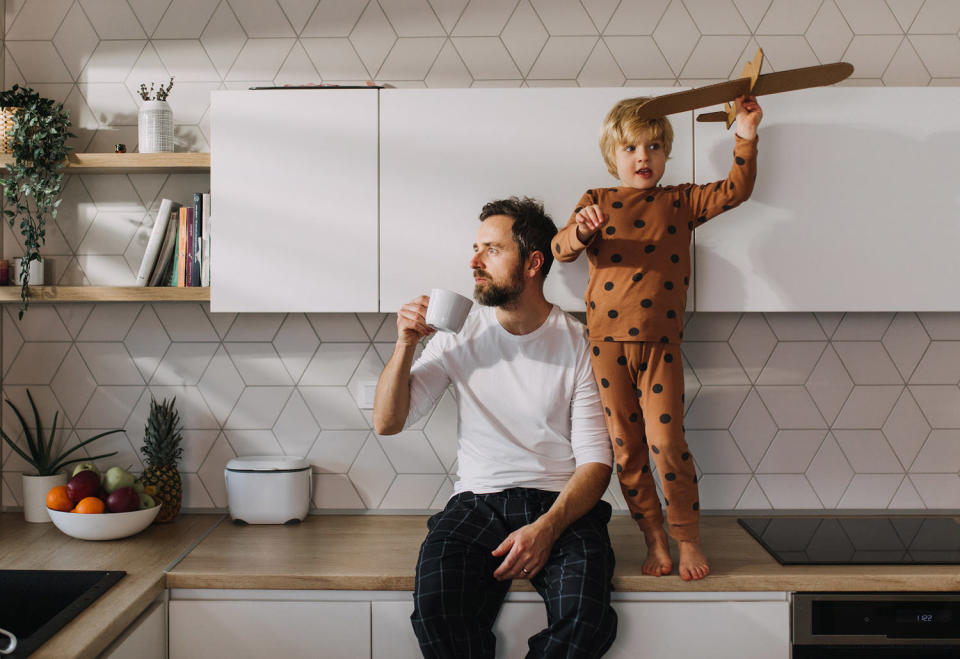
0, 389, 120, 522
0, 85, 74, 318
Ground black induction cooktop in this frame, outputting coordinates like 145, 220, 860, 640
738, 517, 960, 565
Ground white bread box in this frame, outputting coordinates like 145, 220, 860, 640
224, 456, 312, 524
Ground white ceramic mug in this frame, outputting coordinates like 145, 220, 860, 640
425, 288, 473, 333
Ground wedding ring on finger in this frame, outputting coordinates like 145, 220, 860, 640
520, 567, 530, 576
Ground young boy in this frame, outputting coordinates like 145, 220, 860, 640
551, 95, 762, 580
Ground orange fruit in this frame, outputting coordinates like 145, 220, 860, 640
46, 485, 73, 512
73, 496, 105, 514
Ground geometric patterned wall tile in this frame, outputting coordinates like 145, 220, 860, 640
77, 385, 144, 429
451, 0, 517, 36
842, 35, 903, 78
302, 0, 366, 37
735, 476, 772, 509
918, 313, 960, 340
77, 343, 144, 385
347, 346, 386, 408
685, 429, 750, 473
300, 386, 370, 430
423, 389, 458, 470
78, 0, 146, 39
154, 303, 219, 341
756, 341, 824, 385
502, 1, 548, 76
883, 312, 930, 380
77, 304, 141, 342
909, 35, 960, 78
197, 345, 245, 426
683, 312, 741, 341
153, 0, 220, 39
527, 0, 593, 35
226, 38, 296, 81
910, 385, 960, 428
228, 0, 296, 38
224, 342, 293, 386
223, 428, 284, 455
909, 342, 960, 384
528, 36, 597, 78
356, 313, 387, 340
54, 4, 100, 80
833, 342, 902, 385
697, 474, 751, 509
308, 429, 368, 473
756, 429, 825, 473
313, 473, 366, 509
764, 313, 825, 340
300, 343, 367, 386
577, 40, 625, 86
683, 0, 749, 34
908, 473, 960, 508
604, 36, 673, 79
179, 428, 219, 472
805, 345, 853, 425
380, 0, 445, 37
306, 313, 370, 341
727, 315, 776, 382
6, 342, 70, 386
197, 433, 234, 507
603, 0, 669, 35
756, 0, 820, 34
348, 435, 396, 507
181, 473, 215, 508
272, 390, 320, 456
909, 0, 960, 33
224, 386, 293, 429
7, 0, 74, 39
805, 0, 853, 63
6, 41, 72, 82
202, 2, 248, 77
379, 473, 446, 509
149, 343, 217, 386
831, 312, 893, 341
8, 306, 72, 342
888, 476, 924, 509
2, 314, 24, 377
832, 386, 902, 429
378, 37, 445, 79
833, 429, 904, 473
273, 314, 320, 382
683, 341, 750, 385
886, 0, 923, 31
883, 39, 930, 86
81, 40, 146, 84
430, 477, 455, 508
909, 429, 960, 473
350, 2, 396, 76
835, 0, 901, 33
756, 386, 826, 429
754, 35, 818, 70
837, 474, 903, 509
881, 389, 930, 468
756, 474, 823, 509
147, 384, 219, 429
814, 313, 844, 338
805, 433, 853, 508
684, 385, 750, 429
729, 389, 777, 467
375, 430, 445, 473
653, 1, 700, 75
452, 37, 521, 78
50, 346, 97, 425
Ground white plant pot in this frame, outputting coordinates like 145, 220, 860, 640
138, 100, 174, 153
21, 472, 66, 523
11, 257, 43, 285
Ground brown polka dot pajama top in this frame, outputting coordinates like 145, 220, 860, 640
551, 135, 758, 541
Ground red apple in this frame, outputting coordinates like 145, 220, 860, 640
106, 486, 140, 513
66, 469, 100, 503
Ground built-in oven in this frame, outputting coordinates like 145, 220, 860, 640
793, 593, 960, 658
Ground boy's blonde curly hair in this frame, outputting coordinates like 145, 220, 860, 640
599, 97, 674, 178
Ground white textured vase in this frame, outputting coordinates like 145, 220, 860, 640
22, 472, 66, 523
12, 257, 43, 285
138, 100, 174, 153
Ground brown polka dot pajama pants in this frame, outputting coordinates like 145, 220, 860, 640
590, 340, 699, 541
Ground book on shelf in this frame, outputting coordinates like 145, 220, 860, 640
192, 193, 203, 287
176, 207, 189, 287
201, 193, 211, 287
185, 206, 195, 287
148, 209, 180, 286
136, 199, 178, 286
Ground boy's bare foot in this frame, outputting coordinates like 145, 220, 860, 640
642, 526, 673, 576
678, 537, 710, 581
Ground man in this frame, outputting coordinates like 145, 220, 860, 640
374, 197, 617, 658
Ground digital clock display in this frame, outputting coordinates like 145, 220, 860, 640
895, 608, 952, 624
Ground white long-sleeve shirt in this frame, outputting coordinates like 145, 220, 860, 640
404, 304, 612, 495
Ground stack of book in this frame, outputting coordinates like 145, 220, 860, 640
136, 194, 211, 287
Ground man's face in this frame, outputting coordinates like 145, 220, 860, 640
470, 214, 525, 307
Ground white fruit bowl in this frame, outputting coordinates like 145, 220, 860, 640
48, 505, 160, 541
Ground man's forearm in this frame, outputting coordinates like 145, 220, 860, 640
536, 462, 612, 541
372, 341, 418, 435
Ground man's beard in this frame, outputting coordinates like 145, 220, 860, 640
473, 266, 524, 307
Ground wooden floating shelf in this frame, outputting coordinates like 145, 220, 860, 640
0, 286, 210, 302
0, 152, 210, 174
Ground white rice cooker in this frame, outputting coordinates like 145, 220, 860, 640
224, 456, 312, 524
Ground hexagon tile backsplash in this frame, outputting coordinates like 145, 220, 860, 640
3, 0, 960, 512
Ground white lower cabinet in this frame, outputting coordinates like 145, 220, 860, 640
168, 598, 370, 658
170, 590, 787, 658
101, 598, 165, 659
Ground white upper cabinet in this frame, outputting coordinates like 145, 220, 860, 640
694, 87, 960, 312
210, 89, 379, 312
379, 88, 694, 313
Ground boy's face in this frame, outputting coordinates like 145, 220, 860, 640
615, 135, 666, 190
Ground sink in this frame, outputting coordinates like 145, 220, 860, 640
0, 570, 125, 657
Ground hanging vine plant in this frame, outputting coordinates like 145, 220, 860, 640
0, 85, 74, 318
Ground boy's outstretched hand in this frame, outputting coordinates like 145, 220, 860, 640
575, 205, 607, 244
734, 94, 762, 141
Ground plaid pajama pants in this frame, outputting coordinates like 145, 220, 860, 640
411, 488, 617, 659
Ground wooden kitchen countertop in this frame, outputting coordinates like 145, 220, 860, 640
167, 514, 960, 592
0, 513, 221, 659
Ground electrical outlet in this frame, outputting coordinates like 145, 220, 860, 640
357, 381, 378, 409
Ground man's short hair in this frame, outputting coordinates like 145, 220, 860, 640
599, 96, 674, 178
479, 196, 558, 278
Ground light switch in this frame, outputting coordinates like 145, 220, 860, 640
357, 381, 378, 409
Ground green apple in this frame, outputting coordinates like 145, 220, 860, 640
138, 492, 156, 510
72, 462, 99, 478
103, 466, 135, 493
133, 478, 145, 493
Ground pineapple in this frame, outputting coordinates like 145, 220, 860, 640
140, 397, 184, 523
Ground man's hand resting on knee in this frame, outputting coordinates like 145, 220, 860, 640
492, 518, 559, 580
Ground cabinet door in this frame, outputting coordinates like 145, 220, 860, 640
694, 87, 960, 311
211, 89, 379, 312
379, 88, 694, 313
371, 599, 547, 659
100, 600, 165, 659
169, 600, 370, 658
608, 600, 789, 659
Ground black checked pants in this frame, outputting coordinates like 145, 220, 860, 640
411, 488, 617, 659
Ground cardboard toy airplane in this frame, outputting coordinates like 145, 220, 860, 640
632, 49, 854, 129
